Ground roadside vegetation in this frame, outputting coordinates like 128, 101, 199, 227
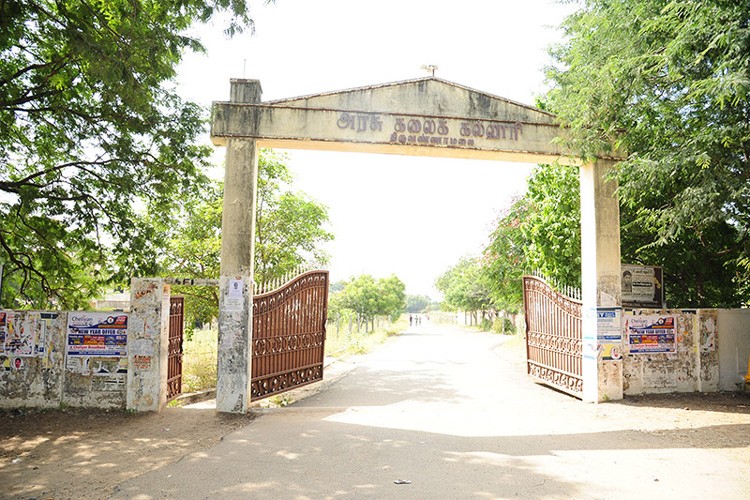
325, 274, 408, 357
437, 0, 750, 325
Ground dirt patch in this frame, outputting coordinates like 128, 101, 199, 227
0, 405, 254, 499
621, 390, 750, 413
1, 340, 748, 499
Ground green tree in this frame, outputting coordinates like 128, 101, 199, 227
547, 0, 750, 306
331, 274, 406, 332
481, 163, 581, 314
254, 151, 333, 284
435, 256, 493, 323
0, 0, 261, 308
164, 150, 333, 329
406, 294, 431, 314
482, 197, 529, 314
377, 275, 406, 322
520, 164, 581, 287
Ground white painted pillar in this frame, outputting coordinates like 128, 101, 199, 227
580, 159, 624, 402
215, 79, 262, 413
126, 278, 170, 411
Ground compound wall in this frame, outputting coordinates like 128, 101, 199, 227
622, 309, 750, 395
0, 310, 129, 409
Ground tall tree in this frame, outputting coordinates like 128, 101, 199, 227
482, 163, 581, 314
376, 275, 406, 322
330, 274, 406, 332
547, 0, 750, 306
164, 150, 333, 329
405, 294, 431, 314
0, 0, 261, 308
435, 256, 493, 315
254, 151, 333, 284
520, 164, 581, 286
482, 197, 529, 314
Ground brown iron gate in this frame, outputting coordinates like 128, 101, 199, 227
167, 296, 185, 400
251, 270, 329, 401
522, 275, 583, 398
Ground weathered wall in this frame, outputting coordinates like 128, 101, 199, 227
622, 309, 749, 395
126, 279, 170, 412
717, 309, 750, 391
210, 77, 611, 166
0, 310, 129, 409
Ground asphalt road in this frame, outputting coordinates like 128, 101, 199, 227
113, 323, 750, 499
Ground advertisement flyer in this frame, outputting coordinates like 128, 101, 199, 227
627, 316, 676, 354
67, 312, 128, 357
0, 311, 7, 354
597, 308, 622, 360
5, 312, 40, 357
621, 264, 664, 308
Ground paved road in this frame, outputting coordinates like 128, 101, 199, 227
114, 323, 750, 499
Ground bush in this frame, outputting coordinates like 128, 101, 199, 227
492, 317, 517, 335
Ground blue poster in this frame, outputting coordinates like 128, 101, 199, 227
67, 312, 128, 357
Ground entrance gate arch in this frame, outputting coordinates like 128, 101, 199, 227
210, 77, 625, 413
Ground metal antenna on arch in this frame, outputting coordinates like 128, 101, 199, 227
421, 64, 438, 77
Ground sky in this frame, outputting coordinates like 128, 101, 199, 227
176, 0, 576, 298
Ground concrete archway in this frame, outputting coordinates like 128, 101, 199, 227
210, 77, 625, 412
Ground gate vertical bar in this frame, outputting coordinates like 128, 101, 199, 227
167, 296, 184, 400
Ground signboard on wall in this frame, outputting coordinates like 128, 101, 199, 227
597, 308, 623, 360
621, 264, 664, 309
67, 312, 128, 357
626, 315, 676, 354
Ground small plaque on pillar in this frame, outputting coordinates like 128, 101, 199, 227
224, 278, 245, 311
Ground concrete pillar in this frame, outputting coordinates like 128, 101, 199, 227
216, 79, 262, 413
580, 159, 623, 402
126, 278, 170, 411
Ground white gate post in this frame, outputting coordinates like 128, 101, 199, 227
126, 278, 170, 411
580, 159, 624, 402
215, 79, 262, 413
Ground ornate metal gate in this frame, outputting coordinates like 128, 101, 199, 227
167, 296, 185, 400
251, 270, 329, 401
522, 275, 583, 398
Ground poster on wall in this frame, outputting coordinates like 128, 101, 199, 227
67, 312, 128, 357
700, 313, 717, 352
627, 315, 676, 354
0, 311, 7, 354
597, 308, 623, 360
621, 264, 664, 309
5, 312, 41, 357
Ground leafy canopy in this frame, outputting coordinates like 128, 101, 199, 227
329, 274, 406, 326
546, 0, 750, 306
0, 0, 263, 308
164, 150, 333, 330
435, 256, 493, 313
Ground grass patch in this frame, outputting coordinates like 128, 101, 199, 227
325, 316, 408, 358
182, 327, 218, 393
